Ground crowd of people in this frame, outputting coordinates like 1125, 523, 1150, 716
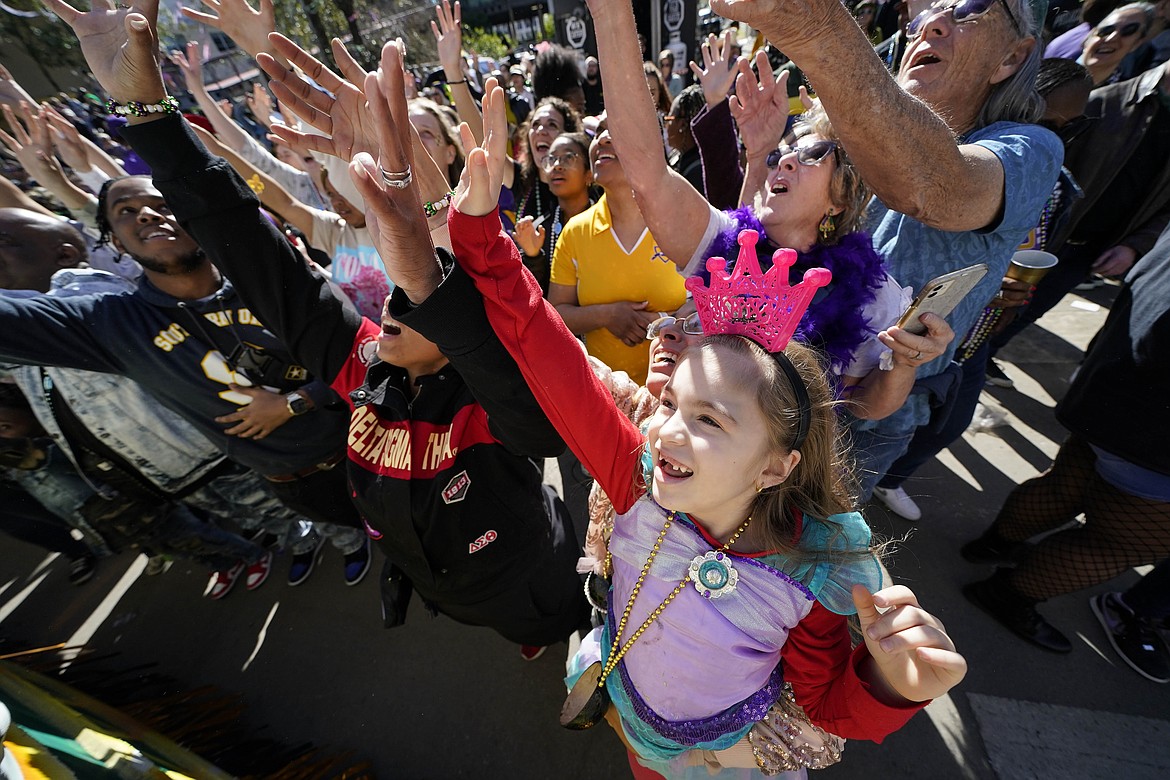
1, 0, 1169, 775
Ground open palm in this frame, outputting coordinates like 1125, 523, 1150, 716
41, 0, 165, 103
730, 52, 792, 157
259, 34, 377, 161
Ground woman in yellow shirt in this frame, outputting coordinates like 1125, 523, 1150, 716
549, 117, 688, 384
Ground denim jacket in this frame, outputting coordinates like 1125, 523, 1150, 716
2, 269, 225, 494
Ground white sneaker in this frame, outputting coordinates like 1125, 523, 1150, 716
872, 486, 922, 521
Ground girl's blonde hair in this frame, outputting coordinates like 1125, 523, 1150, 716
699, 335, 866, 561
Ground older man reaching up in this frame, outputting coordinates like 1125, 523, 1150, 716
713, 0, 1063, 504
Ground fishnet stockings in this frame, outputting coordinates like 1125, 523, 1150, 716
989, 437, 1170, 602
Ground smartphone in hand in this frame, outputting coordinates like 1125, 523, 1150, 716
895, 263, 989, 335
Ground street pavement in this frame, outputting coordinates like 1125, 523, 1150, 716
2, 282, 1169, 779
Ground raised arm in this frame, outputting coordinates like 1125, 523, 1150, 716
188, 122, 317, 240
688, 30, 745, 210
41, 103, 127, 187
728, 52, 794, 207
445, 76, 644, 509
0, 104, 94, 212
0, 176, 58, 217
431, 0, 484, 147
257, 34, 454, 243
40, 0, 364, 380
170, 42, 253, 152
711, 0, 1029, 231
0, 64, 36, 109
586, 0, 714, 268
45, 105, 129, 180
349, 53, 561, 456
180, 0, 289, 69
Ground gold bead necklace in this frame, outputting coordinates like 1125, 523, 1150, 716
598, 510, 752, 687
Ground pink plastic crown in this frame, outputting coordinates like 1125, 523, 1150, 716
684, 229, 832, 353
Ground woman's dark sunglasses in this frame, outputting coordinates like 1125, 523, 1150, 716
646, 313, 703, 340
1095, 21, 1143, 38
906, 0, 1022, 41
765, 139, 839, 169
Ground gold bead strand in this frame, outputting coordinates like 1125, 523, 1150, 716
599, 512, 752, 687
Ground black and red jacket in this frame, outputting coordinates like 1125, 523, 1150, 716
124, 116, 565, 604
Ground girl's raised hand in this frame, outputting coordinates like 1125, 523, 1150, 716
451, 76, 506, 218
853, 584, 967, 703
41, 0, 167, 106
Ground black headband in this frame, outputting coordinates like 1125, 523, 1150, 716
772, 350, 812, 452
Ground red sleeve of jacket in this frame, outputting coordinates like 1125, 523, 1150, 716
449, 207, 645, 513
782, 601, 925, 742
328, 317, 381, 411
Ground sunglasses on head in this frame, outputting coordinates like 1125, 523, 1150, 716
646, 313, 703, 340
765, 139, 839, 169
1095, 21, 1143, 38
905, 0, 1022, 41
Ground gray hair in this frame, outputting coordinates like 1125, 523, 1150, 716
975, 0, 1045, 128
1099, 3, 1157, 34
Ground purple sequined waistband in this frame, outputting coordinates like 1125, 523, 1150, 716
607, 608, 786, 746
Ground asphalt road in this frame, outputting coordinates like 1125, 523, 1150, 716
3, 282, 1168, 779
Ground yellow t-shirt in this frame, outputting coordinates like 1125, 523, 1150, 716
551, 195, 687, 383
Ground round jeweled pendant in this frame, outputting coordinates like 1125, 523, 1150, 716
688, 550, 739, 599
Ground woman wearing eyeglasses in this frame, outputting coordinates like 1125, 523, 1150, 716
1078, 3, 1157, 85
581, 0, 954, 422
513, 132, 596, 290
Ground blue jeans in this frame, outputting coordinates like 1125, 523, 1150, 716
147, 503, 268, 570
877, 342, 991, 491
265, 466, 366, 555
848, 422, 916, 503
183, 468, 320, 555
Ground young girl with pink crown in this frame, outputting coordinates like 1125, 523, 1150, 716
323, 47, 966, 771
415, 79, 969, 779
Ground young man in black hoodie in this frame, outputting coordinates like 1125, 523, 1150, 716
41, 0, 588, 655
0, 178, 370, 585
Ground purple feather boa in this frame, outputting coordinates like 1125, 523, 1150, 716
702, 206, 888, 374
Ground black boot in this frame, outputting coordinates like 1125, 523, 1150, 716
961, 528, 1029, 566
963, 568, 1071, 653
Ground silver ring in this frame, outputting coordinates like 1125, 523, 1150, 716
912, 350, 923, 361
380, 165, 412, 189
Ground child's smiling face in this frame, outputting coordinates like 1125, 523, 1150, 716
646, 342, 784, 538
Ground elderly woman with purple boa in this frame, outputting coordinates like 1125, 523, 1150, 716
586, 0, 954, 425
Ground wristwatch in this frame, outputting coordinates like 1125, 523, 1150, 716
286, 390, 313, 417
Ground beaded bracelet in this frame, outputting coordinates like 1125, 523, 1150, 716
106, 95, 180, 118
446, 78, 469, 86
424, 191, 456, 218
